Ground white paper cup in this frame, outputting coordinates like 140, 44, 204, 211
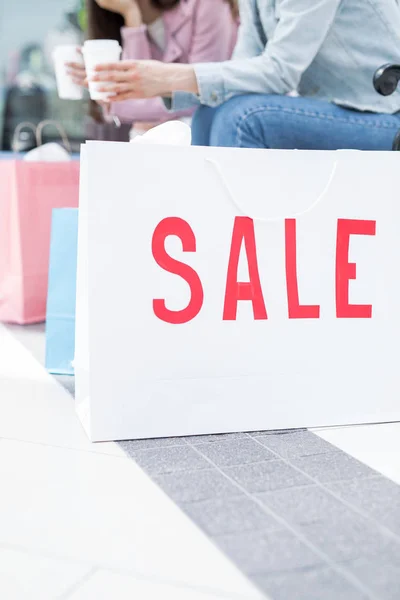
53, 45, 84, 100
82, 40, 122, 101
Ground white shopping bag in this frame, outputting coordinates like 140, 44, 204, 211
75, 141, 400, 442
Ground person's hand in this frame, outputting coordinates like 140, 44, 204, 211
66, 49, 88, 88
91, 60, 198, 102
91, 60, 168, 101
95, 0, 142, 26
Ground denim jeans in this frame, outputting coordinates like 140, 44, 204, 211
191, 94, 400, 150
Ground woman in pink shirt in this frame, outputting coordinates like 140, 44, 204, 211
70, 0, 238, 134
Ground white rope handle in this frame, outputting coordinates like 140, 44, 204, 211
36, 120, 72, 154
11, 122, 37, 153
205, 157, 338, 222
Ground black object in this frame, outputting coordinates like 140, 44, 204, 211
85, 117, 131, 143
392, 129, 400, 152
373, 64, 400, 150
2, 84, 47, 151
373, 64, 400, 97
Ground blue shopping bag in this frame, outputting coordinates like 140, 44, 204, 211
45, 208, 78, 375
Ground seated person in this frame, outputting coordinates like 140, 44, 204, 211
69, 0, 238, 136
89, 0, 400, 149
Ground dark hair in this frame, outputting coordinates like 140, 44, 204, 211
87, 0, 238, 42
87, 0, 180, 43
226, 1, 239, 19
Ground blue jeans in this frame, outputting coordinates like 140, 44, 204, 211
191, 94, 400, 150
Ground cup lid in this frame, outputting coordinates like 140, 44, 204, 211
83, 39, 121, 52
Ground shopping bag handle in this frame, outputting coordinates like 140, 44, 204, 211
36, 120, 72, 154
206, 157, 337, 222
12, 120, 72, 154
11, 122, 37, 153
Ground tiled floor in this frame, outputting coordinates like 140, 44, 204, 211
3, 323, 400, 599
117, 431, 400, 600
0, 325, 263, 600
314, 423, 400, 485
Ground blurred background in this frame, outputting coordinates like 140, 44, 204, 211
0, 0, 116, 154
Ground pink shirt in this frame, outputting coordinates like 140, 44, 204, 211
110, 0, 238, 124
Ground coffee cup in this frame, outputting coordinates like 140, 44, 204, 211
53, 45, 84, 100
82, 39, 122, 101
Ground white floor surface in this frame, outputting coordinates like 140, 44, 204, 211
1, 322, 400, 599
0, 324, 264, 600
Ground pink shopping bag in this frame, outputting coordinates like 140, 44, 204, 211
0, 158, 79, 323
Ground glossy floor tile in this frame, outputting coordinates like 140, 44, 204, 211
3, 322, 400, 599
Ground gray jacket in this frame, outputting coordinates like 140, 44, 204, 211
172, 0, 400, 113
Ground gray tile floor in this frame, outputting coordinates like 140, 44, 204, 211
119, 432, 400, 600
8, 324, 400, 600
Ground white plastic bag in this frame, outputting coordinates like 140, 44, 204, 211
130, 121, 191, 147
